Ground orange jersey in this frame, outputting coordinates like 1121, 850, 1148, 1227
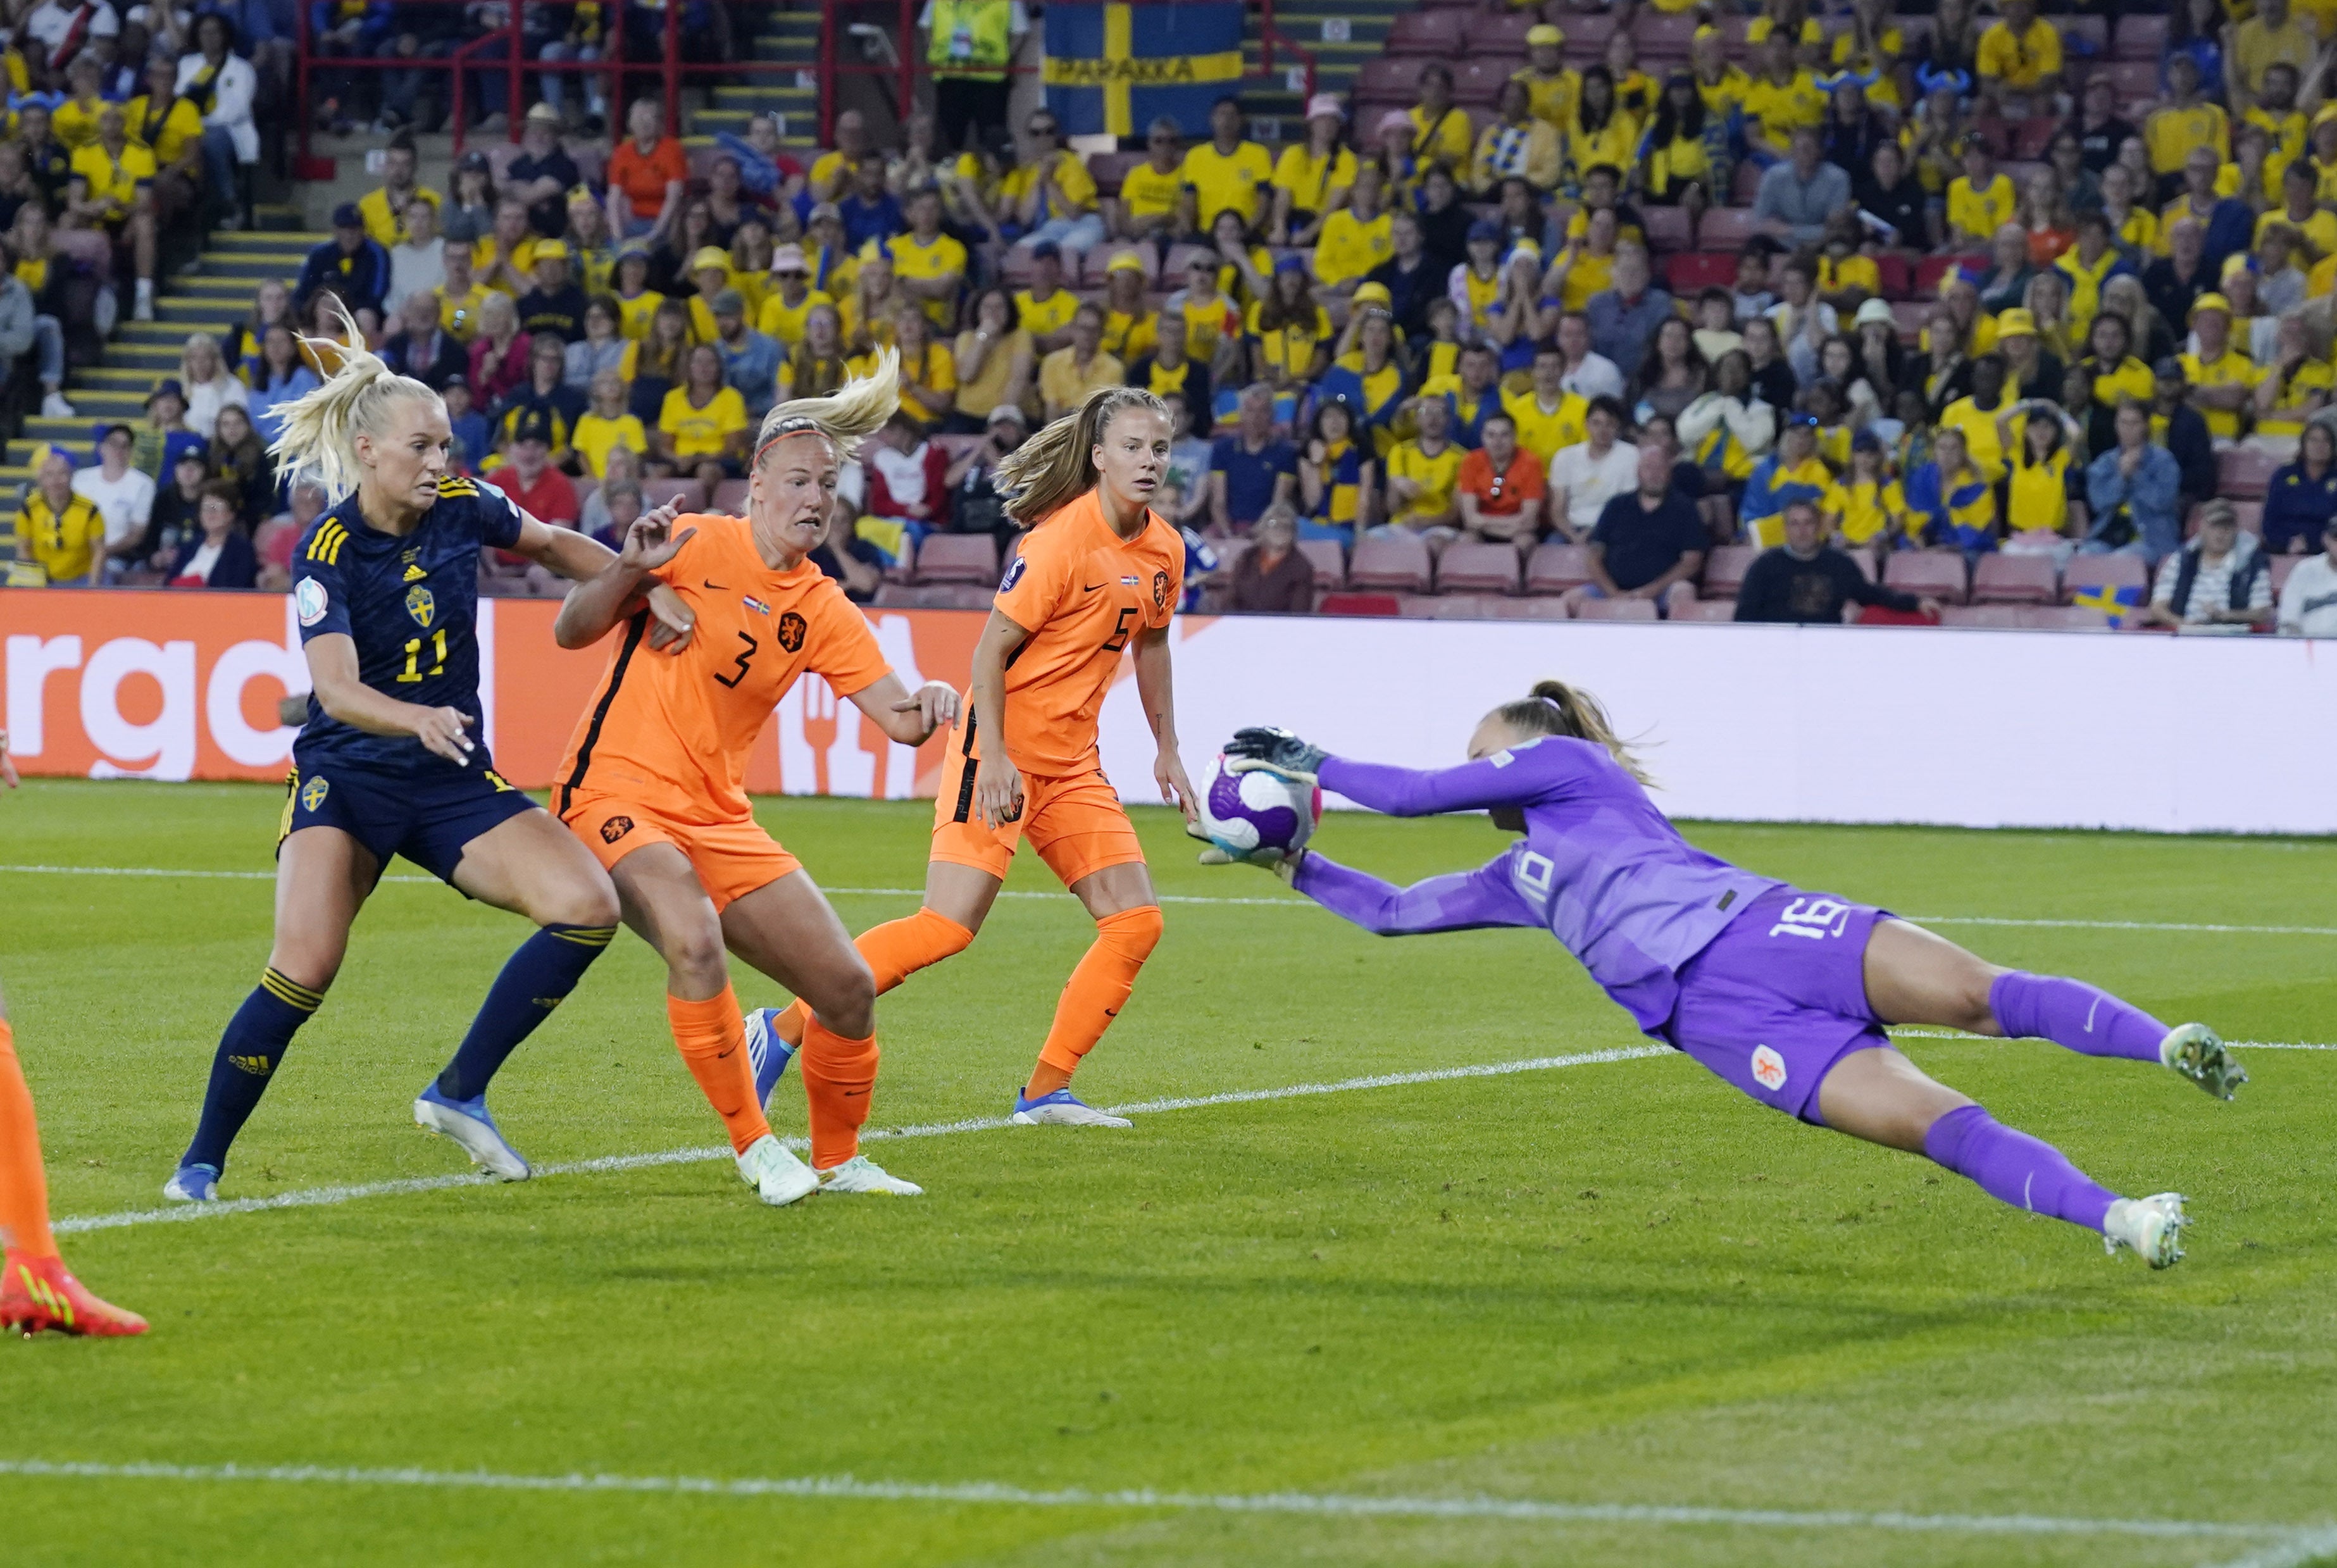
988, 489, 1183, 776
554, 514, 890, 821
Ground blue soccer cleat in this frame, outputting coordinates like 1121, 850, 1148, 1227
413, 1082, 532, 1181
162, 1162, 219, 1203
1010, 1086, 1132, 1128
744, 1007, 797, 1111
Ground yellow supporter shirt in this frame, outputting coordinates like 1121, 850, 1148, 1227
68, 140, 154, 221
1038, 347, 1123, 415
1938, 395, 2014, 480
2086, 355, 2157, 406
886, 231, 968, 327
15, 492, 104, 582
1831, 27, 1905, 108
1501, 388, 1588, 466
756, 287, 832, 349
2258, 205, 2337, 259
1247, 299, 1331, 380
2147, 103, 2230, 176
1819, 254, 1881, 297
2258, 358, 2336, 436
2111, 203, 2160, 255
2005, 447, 2072, 533
1100, 307, 1158, 365
1118, 160, 1186, 222
53, 94, 109, 149
1695, 66, 1753, 122
471, 235, 545, 290
1976, 18, 2061, 86
1823, 476, 1904, 546
2181, 347, 2264, 439
616, 289, 666, 342
1745, 15, 1823, 46
657, 385, 750, 457
1271, 143, 1357, 216
997, 149, 1099, 221
1743, 71, 1828, 142
1407, 105, 1475, 173
1014, 285, 1080, 342
1566, 113, 1642, 181
1175, 290, 1245, 368
1514, 67, 1580, 130
1313, 208, 1394, 288
1387, 438, 1464, 523
1178, 140, 1274, 227
437, 282, 494, 342
1947, 173, 2017, 242
127, 92, 203, 168
572, 412, 649, 478
358, 184, 442, 249
2248, 106, 2310, 166
1557, 248, 1615, 312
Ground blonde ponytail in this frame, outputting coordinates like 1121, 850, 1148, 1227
1495, 678, 1652, 785
752, 344, 901, 467
994, 385, 1169, 526
264, 299, 439, 499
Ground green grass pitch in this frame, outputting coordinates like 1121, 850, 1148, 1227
3, 779, 2335, 1566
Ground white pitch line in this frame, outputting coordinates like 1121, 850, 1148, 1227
15, 861, 2337, 933
0, 1458, 2302, 1543
2197, 1526, 2337, 1568
53, 1046, 1675, 1236
1890, 1030, 2337, 1052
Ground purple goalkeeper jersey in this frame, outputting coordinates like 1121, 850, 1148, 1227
1292, 737, 1781, 1033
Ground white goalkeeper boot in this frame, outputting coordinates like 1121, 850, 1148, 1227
2103, 1193, 2188, 1269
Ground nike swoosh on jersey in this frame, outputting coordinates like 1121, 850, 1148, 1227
704, 580, 729, 590
1081, 582, 1106, 592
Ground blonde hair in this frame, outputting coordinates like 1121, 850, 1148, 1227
265, 299, 441, 499
752, 344, 901, 468
1492, 679, 1651, 785
993, 385, 1169, 527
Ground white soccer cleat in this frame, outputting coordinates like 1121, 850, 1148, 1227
815, 1154, 923, 1195
736, 1134, 818, 1207
2103, 1193, 2188, 1269
2160, 1023, 2247, 1102
1010, 1087, 1133, 1127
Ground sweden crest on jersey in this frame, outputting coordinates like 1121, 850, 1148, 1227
406, 585, 435, 627
301, 775, 330, 811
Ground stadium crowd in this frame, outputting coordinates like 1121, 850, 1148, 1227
13, 0, 2337, 635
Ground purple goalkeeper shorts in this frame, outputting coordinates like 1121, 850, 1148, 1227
1663, 886, 1895, 1125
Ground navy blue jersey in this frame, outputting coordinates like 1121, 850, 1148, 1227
290, 476, 526, 776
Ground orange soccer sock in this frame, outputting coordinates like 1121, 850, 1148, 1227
0, 1022, 59, 1259
771, 907, 974, 1050
1027, 905, 1164, 1097
799, 1017, 882, 1170
666, 987, 774, 1155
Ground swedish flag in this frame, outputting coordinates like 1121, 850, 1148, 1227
2069, 583, 2143, 627
1042, 3, 1245, 139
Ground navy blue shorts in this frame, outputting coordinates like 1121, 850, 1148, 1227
280, 754, 539, 887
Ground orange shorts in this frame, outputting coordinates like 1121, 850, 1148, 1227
930, 740, 1146, 888
561, 793, 800, 912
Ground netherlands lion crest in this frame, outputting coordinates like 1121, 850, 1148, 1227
405, 585, 435, 627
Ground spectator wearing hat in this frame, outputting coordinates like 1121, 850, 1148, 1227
1514, 24, 1580, 128
1270, 95, 1358, 247
1094, 251, 1159, 366
131, 444, 212, 574
1988, 307, 2061, 401
382, 290, 469, 392
507, 104, 582, 239
2136, 499, 2272, 629
711, 289, 783, 421
2179, 292, 2261, 445
1113, 116, 1192, 247
1001, 107, 1104, 254
680, 244, 738, 343
2082, 397, 2183, 563
758, 244, 836, 352
74, 423, 155, 582
1586, 242, 1674, 382
1311, 162, 1395, 301
1473, 80, 1564, 197
1736, 501, 1937, 623
606, 96, 689, 243
296, 202, 392, 328
1752, 126, 1850, 248
938, 399, 1030, 549
516, 242, 589, 343
1178, 96, 1274, 238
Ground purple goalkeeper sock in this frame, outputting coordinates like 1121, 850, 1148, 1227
1988, 971, 2167, 1062
1922, 1104, 2121, 1233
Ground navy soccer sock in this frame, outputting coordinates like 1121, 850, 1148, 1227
182, 969, 323, 1173
433, 923, 616, 1102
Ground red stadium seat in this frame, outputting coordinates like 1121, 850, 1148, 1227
1938, 604, 2026, 628
1883, 550, 1970, 604
1087, 151, 1145, 198
1665, 251, 1737, 294
1557, 12, 1616, 53
1474, 12, 1538, 52
1318, 591, 1402, 616
2097, 61, 2160, 102
1573, 597, 1659, 621
1697, 208, 1758, 251
1525, 541, 1594, 594
1639, 205, 1692, 253
254, 518, 299, 571
1671, 598, 1736, 622
1387, 9, 1466, 55
1454, 58, 1521, 104
1972, 553, 2057, 604
643, 479, 704, 513
2220, 447, 2280, 499
1889, 300, 1929, 344
1354, 58, 1419, 101
1403, 593, 1500, 619
1436, 540, 1524, 594
1700, 544, 1758, 599
1633, 13, 1697, 56
1731, 162, 1763, 204
1209, 537, 1254, 580
2060, 15, 2109, 54
1299, 538, 1347, 589
2011, 116, 2060, 160
709, 480, 748, 514
2061, 552, 2147, 605
1914, 254, 1986, 296
2019, 604, 2113, 630
913, 533, 999, 585
2113, 15, 2167, 58
1873, 253, 1912, 301
1348, 532, 1434, 592
1485, 598, 1575, 620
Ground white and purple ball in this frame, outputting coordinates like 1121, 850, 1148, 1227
1200, 754, 1322, 857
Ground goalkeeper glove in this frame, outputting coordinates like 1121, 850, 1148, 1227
1223, 726, 1326, 783
1195, 843, 1302, 883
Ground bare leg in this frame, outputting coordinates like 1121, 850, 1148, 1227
721, 869, 876, 1036
1860, 917, 2007, 1035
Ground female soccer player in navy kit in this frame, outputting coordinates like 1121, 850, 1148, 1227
1212, 681, 2248, 1270
163, 308, 692, 1203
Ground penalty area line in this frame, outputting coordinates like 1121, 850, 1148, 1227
0, 1459, 2305, 1544
53, 1047, 1674, 1236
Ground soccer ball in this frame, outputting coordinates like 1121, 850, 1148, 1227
1200, 753, 1322, 858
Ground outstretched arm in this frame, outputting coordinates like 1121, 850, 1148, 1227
553, 507, 697, 650
1292, 851, 1538, 936
1227, 726, 1571, 818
